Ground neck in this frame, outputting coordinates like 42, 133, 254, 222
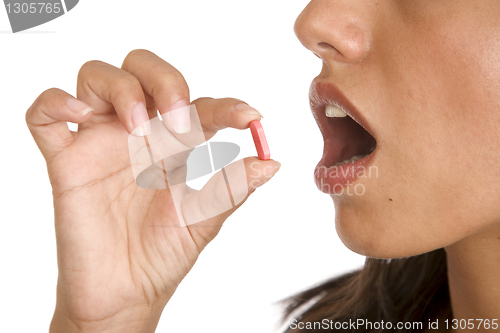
445, 221, 500, 331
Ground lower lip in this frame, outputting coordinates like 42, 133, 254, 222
314, 151, 375, 194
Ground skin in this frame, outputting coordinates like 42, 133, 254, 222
26, 0, 500, 332
26, 50, 280, 332
294, 0, 500, 329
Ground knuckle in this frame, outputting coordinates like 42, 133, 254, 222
192, 97, 214, 104
109, 75, 142, 103
25, 103, 34, 124
79, 60, 103, 75
157, 68, 184, 86
224, 97, 245, 105
28, 88, 61, 114
127, 48, 150, 58
153, 71, 189, 97
26, 88, 61, 122
38, 87, 60, 101
123, 49, 152, 68
113, 74, 141, 93
77, 60, 105, 83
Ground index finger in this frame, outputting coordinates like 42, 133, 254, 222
122, 49, 191, 134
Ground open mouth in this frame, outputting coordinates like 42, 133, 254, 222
322, 104, 376, 168
310, 80, 378, 192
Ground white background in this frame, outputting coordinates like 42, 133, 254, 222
0, 1, 365, 332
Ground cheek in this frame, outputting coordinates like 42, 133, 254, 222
335, 15, 500, 258
397, 24, 500, 221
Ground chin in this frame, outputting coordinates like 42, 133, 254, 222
332, 199, 456, 260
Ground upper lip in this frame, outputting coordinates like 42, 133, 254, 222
309, 78, 376, 141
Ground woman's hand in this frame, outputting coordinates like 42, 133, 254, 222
26, 49, 280, 333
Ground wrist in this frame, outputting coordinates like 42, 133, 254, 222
50, 302, 164, 333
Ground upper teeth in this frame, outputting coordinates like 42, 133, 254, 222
325, 104, 348, 118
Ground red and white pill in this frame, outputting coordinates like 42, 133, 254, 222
249, 120, 270, 160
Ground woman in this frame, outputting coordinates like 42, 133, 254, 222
25, 0, 500, 332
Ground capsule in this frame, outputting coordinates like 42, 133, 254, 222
249, 120, 270, 160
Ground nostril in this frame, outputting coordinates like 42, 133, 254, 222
318, 42, 340, 55
317, 25, 370, 63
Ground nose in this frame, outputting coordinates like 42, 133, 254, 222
294, 0, 373, 63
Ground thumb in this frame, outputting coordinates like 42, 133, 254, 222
26, 88, 94, 160
179, 157, 280, 243
245, 158, 281, 192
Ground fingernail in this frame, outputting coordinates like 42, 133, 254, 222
252, 162, 281, 190
235, 103, 263, 118
67, 97, 94, 116
166, 100, 191, 134
131, 103, 152, 137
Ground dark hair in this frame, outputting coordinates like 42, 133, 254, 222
280, 248, 452, 332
